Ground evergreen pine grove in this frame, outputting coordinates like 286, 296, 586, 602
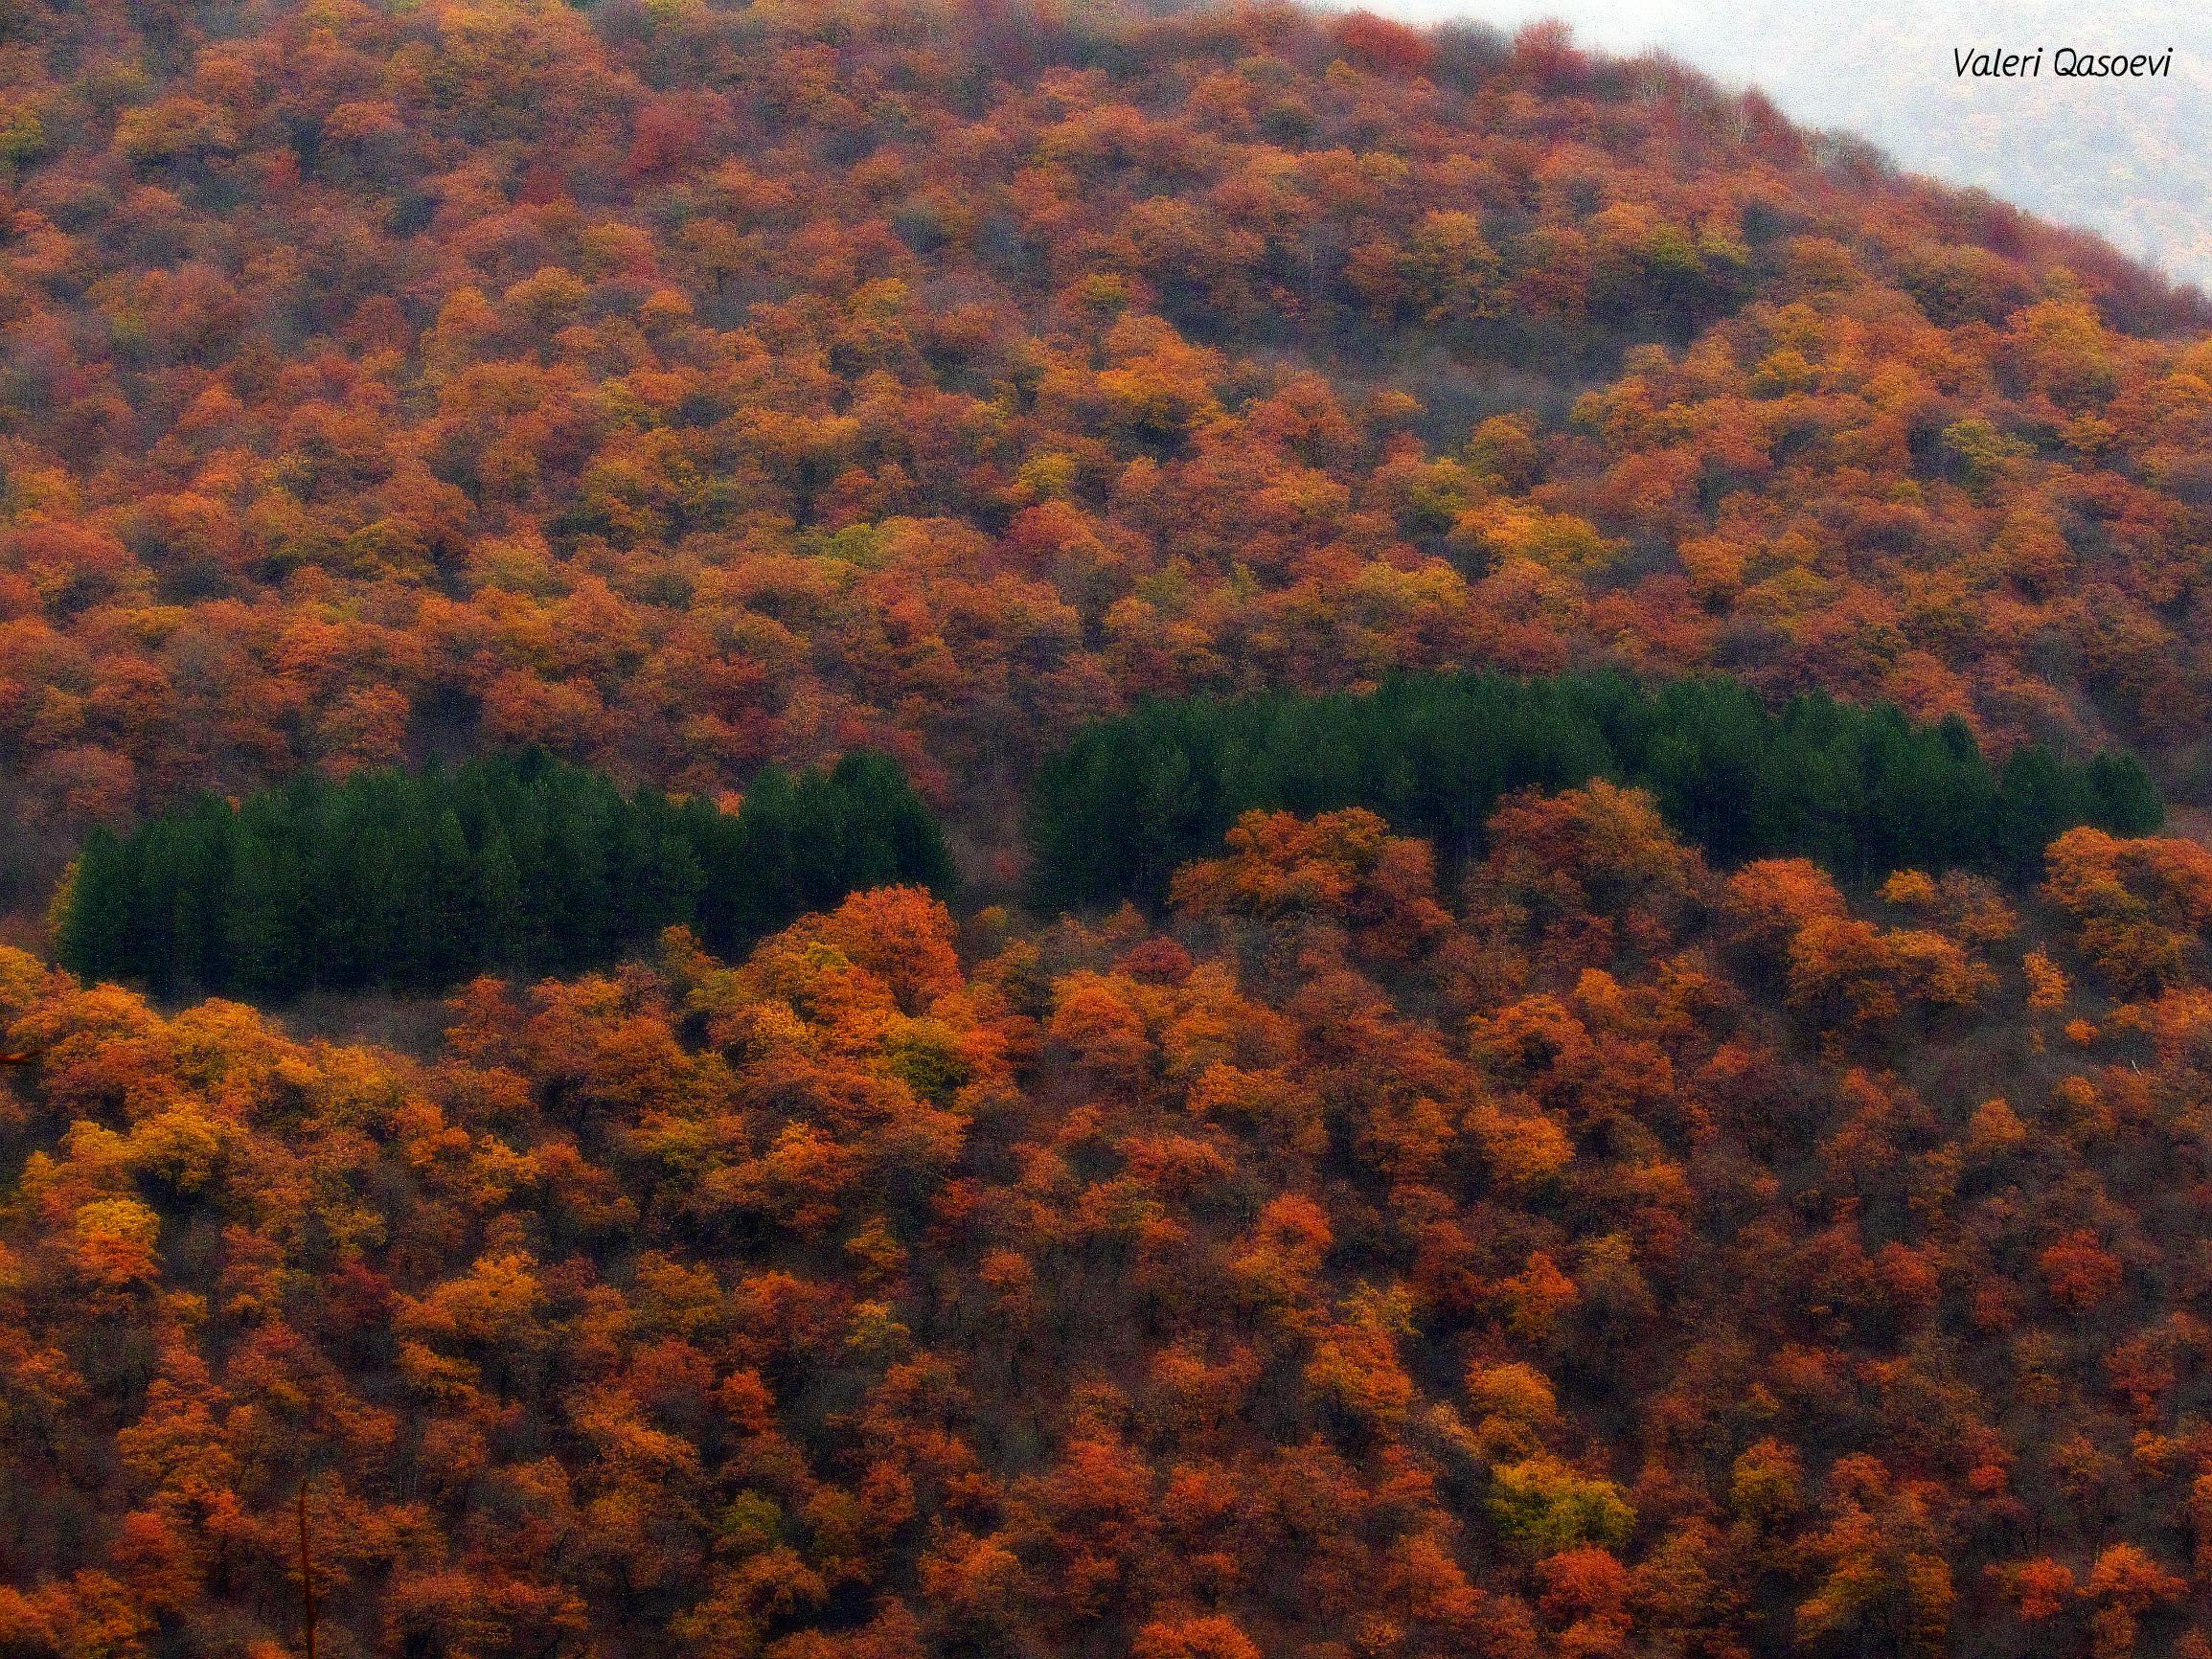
1026, 671, 2166, 909
57, 751, 953, 1001
55, 674, 2168, 1002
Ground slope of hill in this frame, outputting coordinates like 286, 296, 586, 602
8, 799, 2212, 1657
0, 0, 2210, 906
11, 3, 2212, 1655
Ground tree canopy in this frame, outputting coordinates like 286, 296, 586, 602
5, 793, 2212, 1658
4, 0, 2212, 1652
1028, 671, 2162, 908
56, 750, 950, 999
0, 0, 2202, 906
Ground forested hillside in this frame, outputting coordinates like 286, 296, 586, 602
0, 0, 2209, 899
9, 0, 2212, 1654
11, 799, 2212, 1657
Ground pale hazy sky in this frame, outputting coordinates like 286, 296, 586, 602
1331, 0, 2212, 290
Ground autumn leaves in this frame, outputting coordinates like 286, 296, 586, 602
11, 777, 2212, 1653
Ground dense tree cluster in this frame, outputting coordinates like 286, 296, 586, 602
11, 0, 2212, 1653
54, 750, 948, 999
1029, 671, 2162, 907
6, 796, 2212, 1656
0, 0, 2206, 905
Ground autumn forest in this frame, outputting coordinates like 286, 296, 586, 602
7, 0, 2212, 1654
